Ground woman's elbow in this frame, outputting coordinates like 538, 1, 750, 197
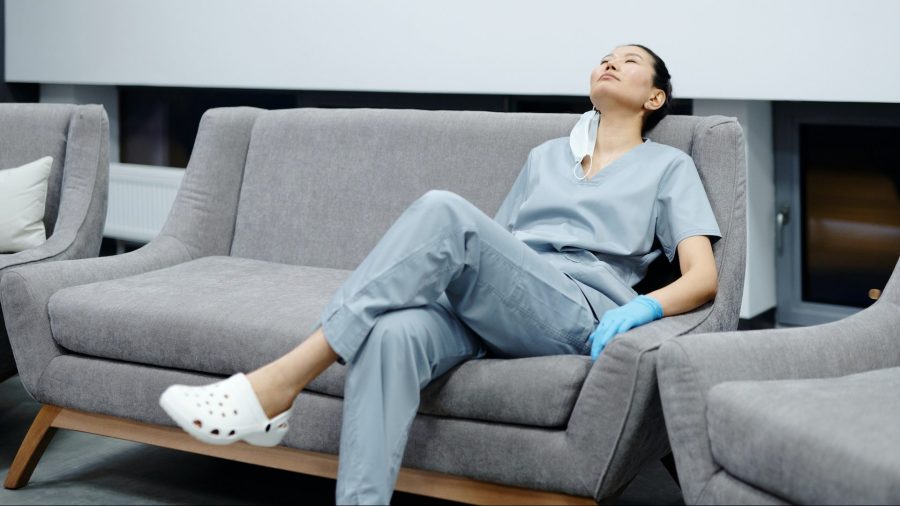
705, 269, 719, 303
688, 262, 718, 305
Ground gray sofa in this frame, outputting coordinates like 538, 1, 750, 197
658, 259, 900, 505
0, 104, 109, 382
3, 108, 746, 503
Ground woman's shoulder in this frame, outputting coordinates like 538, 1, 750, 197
529, 136, 570, 156
640, 141, 699, 178
641, 139, 694, 164
525, 137, 572, 166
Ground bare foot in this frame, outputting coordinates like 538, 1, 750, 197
246, 367, 297, 419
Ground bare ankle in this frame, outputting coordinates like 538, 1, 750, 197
246, 368, 296, 418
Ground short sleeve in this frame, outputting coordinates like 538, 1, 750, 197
655, 155, 722, 262
493, 151, 534, 231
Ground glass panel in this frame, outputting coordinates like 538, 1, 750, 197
800, 124, 900, 307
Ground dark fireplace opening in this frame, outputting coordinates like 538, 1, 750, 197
800, 124, 900, 308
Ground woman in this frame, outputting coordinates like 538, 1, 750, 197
160, 44, 720, 504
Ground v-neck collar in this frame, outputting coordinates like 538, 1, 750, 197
569, 109, 650, 183
572, 138, 650, 183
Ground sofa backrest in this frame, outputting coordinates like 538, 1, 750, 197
224, 108, 745, 319
0, 104, 74, 237
230, 108, 576, 268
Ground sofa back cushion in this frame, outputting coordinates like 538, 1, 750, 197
0, 104, 73, 238
231, 108, 577, 269
230, 109, 741, 278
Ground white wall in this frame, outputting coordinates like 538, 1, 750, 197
7, 0, 900, 103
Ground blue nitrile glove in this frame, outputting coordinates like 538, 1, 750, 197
588, 295, 664, 361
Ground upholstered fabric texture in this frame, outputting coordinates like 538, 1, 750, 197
158, 107, 262, 259
699, 472, 787, 505
2, 238, 193, 392
231, 109, 577, 269
0, 105, 71, 237
48, 256, 348, 375
0, 104, 109, 270
0, 104, 109, 382
37, 354, 596, 495
3, 105, 257, 400
48, 256, 592, 428
708, 367, 900, 505
658, 260, 900, 505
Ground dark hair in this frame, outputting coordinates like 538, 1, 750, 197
629, 44, 672, 134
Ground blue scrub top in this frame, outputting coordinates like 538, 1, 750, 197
494, 136, 721, 307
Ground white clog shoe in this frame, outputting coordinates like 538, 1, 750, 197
159, 373, 290, 447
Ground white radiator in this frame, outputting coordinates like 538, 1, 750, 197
104, 163, 184, 243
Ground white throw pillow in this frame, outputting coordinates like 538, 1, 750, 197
0, 156, 53, 253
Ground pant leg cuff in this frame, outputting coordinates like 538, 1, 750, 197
320, 305, 372, 365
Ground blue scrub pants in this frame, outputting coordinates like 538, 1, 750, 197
319, 190, 598, 504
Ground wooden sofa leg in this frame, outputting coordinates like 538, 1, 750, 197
4, 405, 61, 489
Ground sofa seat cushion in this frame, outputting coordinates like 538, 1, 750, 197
707, 367, 900, 505
48, 256, 592, 428
49, 256, 348, 379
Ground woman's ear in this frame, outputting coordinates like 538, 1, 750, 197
644, 89, 666, 112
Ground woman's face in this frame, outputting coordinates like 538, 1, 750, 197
589, 45, 664, 114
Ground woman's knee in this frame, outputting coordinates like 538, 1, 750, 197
412, 190, 478, 222
366, 312, 424, 357
417, 189, 463, 206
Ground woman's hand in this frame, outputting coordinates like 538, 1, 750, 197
588, 295, 663, 360
590, 235, 718, 360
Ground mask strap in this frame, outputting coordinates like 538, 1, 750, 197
574, 155, 592, 181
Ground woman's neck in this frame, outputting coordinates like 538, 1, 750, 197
593, 109, 644, 157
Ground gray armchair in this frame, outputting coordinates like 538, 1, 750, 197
658, 259, 900, 504
0, 104, 109, 381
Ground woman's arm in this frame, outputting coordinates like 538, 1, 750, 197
648, 235, 718, 316
588, 235, 718, 360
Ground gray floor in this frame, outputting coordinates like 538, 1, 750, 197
0, 375, 683, 505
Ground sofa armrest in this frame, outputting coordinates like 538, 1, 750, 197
0, 105, 110, 272
0, 232, 96, 272
656, 299, 900, 504
564, 306, 709, 501
157, 107, 261, 258
0, 236, 192, 399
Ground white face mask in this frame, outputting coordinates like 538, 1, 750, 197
569, 110, 599, 180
